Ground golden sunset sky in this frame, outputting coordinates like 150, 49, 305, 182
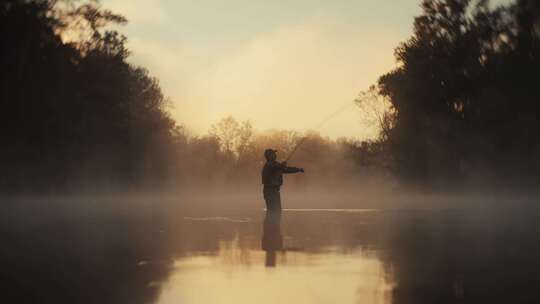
103, 0, 510, 139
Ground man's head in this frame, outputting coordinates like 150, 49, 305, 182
264, 149, 277, 161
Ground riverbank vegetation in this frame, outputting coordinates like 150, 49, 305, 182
2, 0, 539, 194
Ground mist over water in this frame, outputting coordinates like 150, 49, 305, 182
2, 194, 539, 303
3, 0, 540, 303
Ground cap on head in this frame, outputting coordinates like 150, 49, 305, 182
264, 148, 277, 160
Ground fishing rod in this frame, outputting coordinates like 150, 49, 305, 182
284, 101, 357, 162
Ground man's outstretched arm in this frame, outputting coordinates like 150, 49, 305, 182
281, 162, 304, 174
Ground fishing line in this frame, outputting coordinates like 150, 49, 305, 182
284, 101, 357, 162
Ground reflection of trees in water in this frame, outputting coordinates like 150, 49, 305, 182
180, 209, 540, 303
4, 202, 540, 304
0, 206, 174, 303
377, 210, 540, 304
0, 203, 256, 303
0, 201, 259, 303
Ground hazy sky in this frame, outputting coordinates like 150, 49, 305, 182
102, 0, 509, 139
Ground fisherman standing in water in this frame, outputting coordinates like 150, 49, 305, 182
261, 149, 304, 211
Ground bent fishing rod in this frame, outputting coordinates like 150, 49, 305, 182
283, 101, 357, 162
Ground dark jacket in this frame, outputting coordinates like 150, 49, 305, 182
261, 161, 302, 188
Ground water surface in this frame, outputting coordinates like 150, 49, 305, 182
1, 198, 539, 303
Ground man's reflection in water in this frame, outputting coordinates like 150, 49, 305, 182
261, 210, 283, 267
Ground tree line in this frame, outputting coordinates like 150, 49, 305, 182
374, 0, 540, 189
1, 1, 177, 192
2, 0, 538, 194
1, 0, 386, 193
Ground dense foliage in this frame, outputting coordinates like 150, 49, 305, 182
378, 0, 540, 187
0, 1, 386, 194
1, 1, 178, 192
4, 0, 538, 193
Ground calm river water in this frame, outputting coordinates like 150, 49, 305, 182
1, 197, 539, 303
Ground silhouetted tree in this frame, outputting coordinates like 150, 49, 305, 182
377, 0, 540, 188
0, 1, 177, 192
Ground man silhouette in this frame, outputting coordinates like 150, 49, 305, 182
261, 149, 304, 211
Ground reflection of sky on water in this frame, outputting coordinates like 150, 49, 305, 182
3, 200, 540, 303
157, 237, 391, 304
